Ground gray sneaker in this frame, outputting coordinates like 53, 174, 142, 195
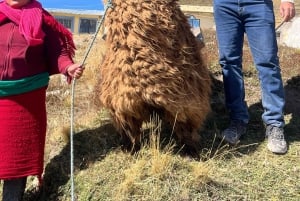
221, 120, 247, 144
266, 125, 287, 154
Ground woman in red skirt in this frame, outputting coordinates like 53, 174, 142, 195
0, 0, 84, 200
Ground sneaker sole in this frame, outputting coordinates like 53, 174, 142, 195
267, 143, 287, 154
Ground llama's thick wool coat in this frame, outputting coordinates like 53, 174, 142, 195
98, 0, 211, 149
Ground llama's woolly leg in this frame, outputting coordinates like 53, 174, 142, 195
174, 122, 200, 158
119, 117, 143, 153
120, 130, 133, 152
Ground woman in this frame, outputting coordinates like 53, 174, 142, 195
0, 0, 84, 200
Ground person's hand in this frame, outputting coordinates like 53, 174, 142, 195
66, 63, 84, 79
280, 2, 296, 22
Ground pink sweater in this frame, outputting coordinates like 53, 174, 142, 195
0, 15, 73, 81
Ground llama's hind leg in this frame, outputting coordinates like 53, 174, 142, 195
119, 118, 143, 153
174, 122, 200, 158
119, 129, 133, 152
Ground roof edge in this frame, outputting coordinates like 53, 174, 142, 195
45, 8, 104, 15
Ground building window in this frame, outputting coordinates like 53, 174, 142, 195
79, 18, 97, 34
186, 15, 204, 42
187, 15, 200, 29
55, 16, 74, 32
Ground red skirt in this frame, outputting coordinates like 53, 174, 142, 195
0, 87, 47, 179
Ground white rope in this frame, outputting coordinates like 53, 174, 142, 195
69, 1, 113, 200
70, 78, 76, 201
275, 20, 285, 31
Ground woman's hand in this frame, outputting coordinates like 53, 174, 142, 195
66, 63, 84, 79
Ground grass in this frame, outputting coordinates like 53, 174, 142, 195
1, 3, 300, 201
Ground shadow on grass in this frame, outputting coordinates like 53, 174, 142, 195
23, 122, 120, 201
284, 75, 300, 143
203, 74, 300, 158
202, 75, 266, 157
235, 75, 300, 152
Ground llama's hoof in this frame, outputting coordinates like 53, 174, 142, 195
120, 137, 141, 153
120, 143, 141, 154
180, 145, 200, 160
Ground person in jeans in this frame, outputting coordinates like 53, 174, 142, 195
213, 0, 295, 154
0, 0, 84, 200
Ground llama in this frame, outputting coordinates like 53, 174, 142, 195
97, 0, 211, 153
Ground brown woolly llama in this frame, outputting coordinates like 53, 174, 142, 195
97, 0, 211, 153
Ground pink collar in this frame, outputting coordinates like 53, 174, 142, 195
0, 12, 7, 24
0, 0, 45, 46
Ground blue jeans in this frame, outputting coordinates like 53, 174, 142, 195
213, 0, 285, 127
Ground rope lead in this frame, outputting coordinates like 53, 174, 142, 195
70, 1, 113, 200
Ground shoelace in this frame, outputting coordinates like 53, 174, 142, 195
224, 123, 237, 135
225, 122, 244, 139
228, 121, 244, 132
269, 127, 285, 140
